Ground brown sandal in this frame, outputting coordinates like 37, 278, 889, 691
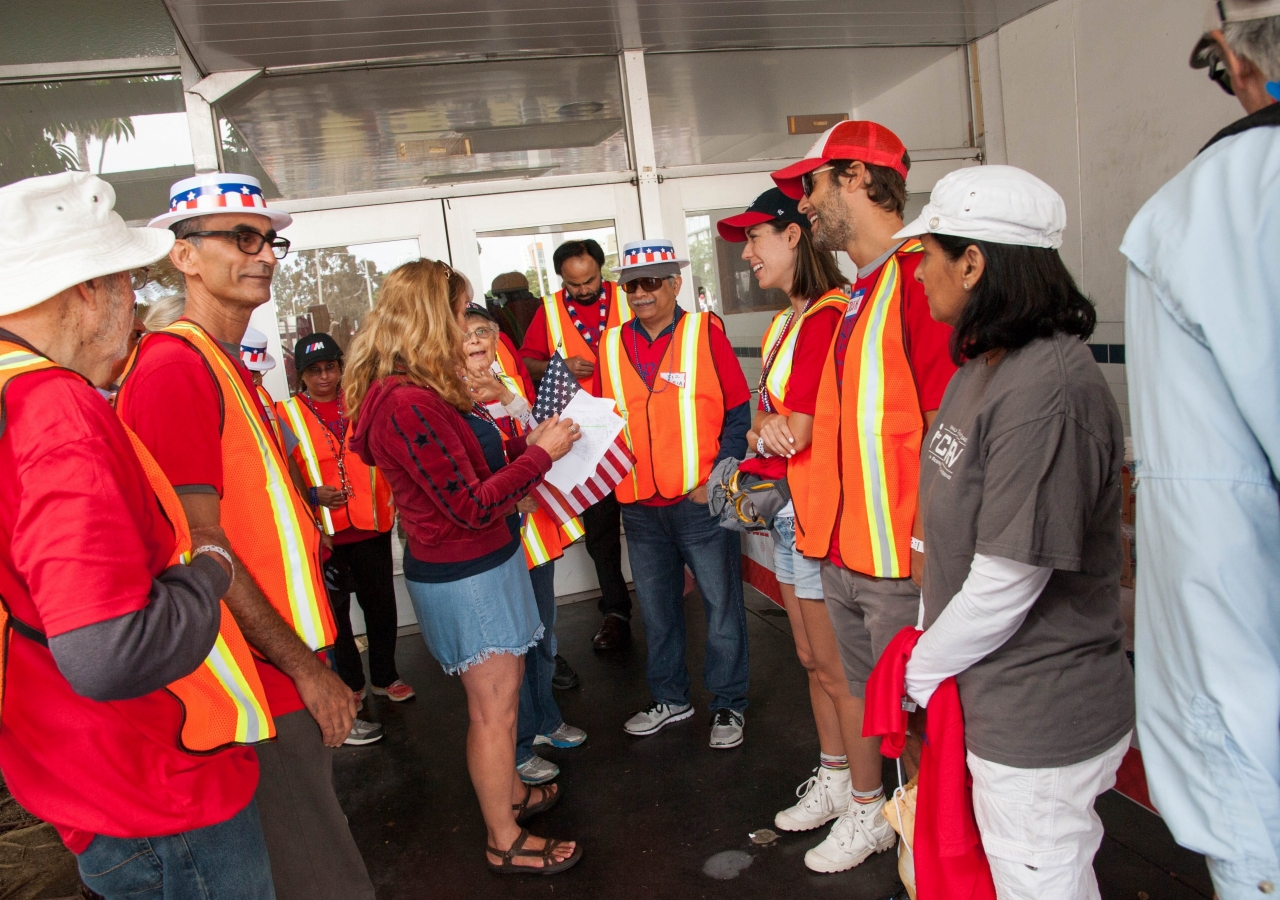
512, 782, 560, 824
486, 827, 583, 875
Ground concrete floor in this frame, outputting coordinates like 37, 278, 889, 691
334, 587, 1213, 900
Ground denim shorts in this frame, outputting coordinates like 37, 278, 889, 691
770, 515, 824, 600
405, 551, 543, 675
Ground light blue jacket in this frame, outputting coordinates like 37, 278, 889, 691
1122, 118, 1280, 900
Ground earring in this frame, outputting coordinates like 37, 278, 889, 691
963, 282, 970, 290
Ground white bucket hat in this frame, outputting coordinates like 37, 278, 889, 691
0, 172, 175, 317
895, 165, 1067, 250
149, 173, 292, 232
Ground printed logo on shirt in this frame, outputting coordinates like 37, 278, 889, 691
659, 371, 687, 388
845, 289, 867, 318
926, 423, 967, 480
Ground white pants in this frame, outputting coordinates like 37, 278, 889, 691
968, 733, 1132, 900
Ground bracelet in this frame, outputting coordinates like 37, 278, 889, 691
193, 544, 235, 582
308, 486, 320, 507
910, 537, 925, 553
756, 436, 767, 457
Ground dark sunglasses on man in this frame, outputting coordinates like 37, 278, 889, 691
180, 229, 292, 259
621, 276, 673, 294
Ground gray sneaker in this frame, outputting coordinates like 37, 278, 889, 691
624, 701, 694, 736
343, 718, 384, 746
534, 723, 587, 748
516, 755, 560, 785
709, 708, 744, 749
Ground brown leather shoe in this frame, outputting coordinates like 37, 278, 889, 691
592, 615, 631, 651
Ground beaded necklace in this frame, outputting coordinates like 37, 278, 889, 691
758, 298, 813, 413
565, 286, 609, 348
630, 312, 680, 395
300, 392, 352, 498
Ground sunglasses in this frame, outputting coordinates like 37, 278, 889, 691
622, 276, 672, 294
182, 229, 292, 259
800, 164, 835, 197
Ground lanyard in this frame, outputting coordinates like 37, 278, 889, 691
300, 394, 352, 496
565, 288, 608, 348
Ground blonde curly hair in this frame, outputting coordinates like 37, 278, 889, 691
343, 258, 470, 420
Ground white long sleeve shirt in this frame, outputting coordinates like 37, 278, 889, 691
904, 553, 1052, 708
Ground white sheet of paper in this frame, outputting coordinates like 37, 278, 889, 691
542, 392, 625, 493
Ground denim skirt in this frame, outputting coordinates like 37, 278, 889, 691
405, 551, 543, 675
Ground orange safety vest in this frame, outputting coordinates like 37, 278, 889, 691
600, 312, 725, 504
120, 322, 336, 652
797, 241, 925, 578
541, 281, 632, 391
490, 341, 584, 568
277, 394, 394, 536
258, 384, 285, 448
0, 342, 274, 753
758, 289, 849, 532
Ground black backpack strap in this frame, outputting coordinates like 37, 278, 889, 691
7, 614, 47, 648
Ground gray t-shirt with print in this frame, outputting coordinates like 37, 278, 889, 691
919, 332, 1134, 769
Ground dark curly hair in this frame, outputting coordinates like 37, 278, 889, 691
931, 233, 1096, 364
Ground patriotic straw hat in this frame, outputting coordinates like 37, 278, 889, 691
239, 326, 276, 373
614, 239, 689, 282
149, 173, 292, 232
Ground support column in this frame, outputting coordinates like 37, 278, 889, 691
619, 49, 663, 239
973, 34, 1008, 165
178, 43, 220, 174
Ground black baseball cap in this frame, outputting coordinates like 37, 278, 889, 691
294, 332, 343, 374
716, 187, 811, 243
463, 303, 496, 323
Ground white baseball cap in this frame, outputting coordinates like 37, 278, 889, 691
0, 172, 175, 317
895, 165, 1067, 250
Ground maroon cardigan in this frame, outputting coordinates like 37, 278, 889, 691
349, 376, 551, 564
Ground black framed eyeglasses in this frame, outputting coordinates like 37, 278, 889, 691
621, 276, 672, 294
800, 164, 835, 197
182, 230, 291, 259
129, 266, 150, 291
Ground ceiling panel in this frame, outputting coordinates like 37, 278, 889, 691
218, 55, 629, 200
166, 0, 1055, 72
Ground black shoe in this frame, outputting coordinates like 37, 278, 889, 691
592, 615, 631, 651
552, 654, 580, 690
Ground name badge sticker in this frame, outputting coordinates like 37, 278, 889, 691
846, 289, 867, 318
660, 372, 688, 388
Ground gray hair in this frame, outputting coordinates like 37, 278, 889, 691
1223, 15, 1280, 82
142, 292, 186, 331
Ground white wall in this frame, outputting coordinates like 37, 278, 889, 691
988, 0, 1240, 428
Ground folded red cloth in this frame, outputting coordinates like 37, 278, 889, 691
864, 626, 997, 900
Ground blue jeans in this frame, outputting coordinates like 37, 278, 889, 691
76, 799, 274, 900
517, 561, 564, 764
621, 498, 749, 713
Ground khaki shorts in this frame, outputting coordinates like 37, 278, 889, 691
819, 562, 921, 698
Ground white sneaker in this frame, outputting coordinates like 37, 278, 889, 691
516, 755, 560, 785
342, 718, 384, 746
804, 797, 897, 873
775, 766, 851, 832
624, 701, 693, 736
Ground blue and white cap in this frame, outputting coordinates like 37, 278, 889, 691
614, 239, 690, 282
149, 173, 292, 232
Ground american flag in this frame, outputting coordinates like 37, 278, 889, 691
530, 353, 635, 526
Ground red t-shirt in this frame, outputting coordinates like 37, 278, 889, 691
830, 251, 957, 567
120, 331, 305, 716
742, 306, 842, 480
518, 294, 608, 362
0, 368, 257, 852
591, 311, 752, 506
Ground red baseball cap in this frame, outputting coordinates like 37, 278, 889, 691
771, 120, 909, 199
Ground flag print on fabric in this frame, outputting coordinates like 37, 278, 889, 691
530, 353, 634, 526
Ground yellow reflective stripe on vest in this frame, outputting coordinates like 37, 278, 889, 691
279, 398, 335, 535
602, 328, 639, 496
0, 350, 45, 374
855, 257, 904, 578
762, 311, 798, 404
169, 324, 330, 649
675, 313, 705, 494
521, 514, 555, 567
543, 295, 569, 356
561, 517, 585, 542
206, 631, 272, 743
